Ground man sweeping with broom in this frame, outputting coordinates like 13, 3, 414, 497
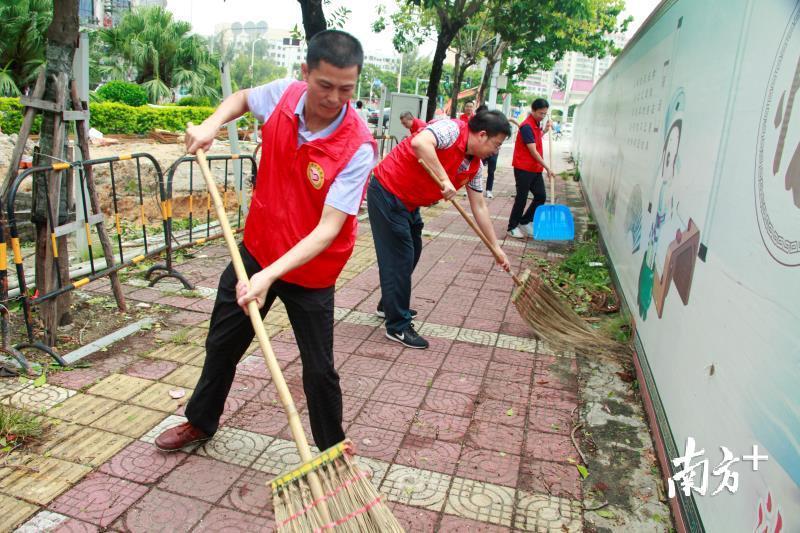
368, 111, 512, 349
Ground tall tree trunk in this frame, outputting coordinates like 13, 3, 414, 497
425, 30, 456, 121
34, 0, 79, 343
297, 0, 327, 41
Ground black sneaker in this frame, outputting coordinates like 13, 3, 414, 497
385, 324, 429, 349
376, 304, 417, 319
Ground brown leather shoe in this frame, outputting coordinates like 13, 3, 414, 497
154, 422, 209, 452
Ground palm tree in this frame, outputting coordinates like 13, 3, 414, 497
95, 6, 219, 103
0, 0, 52, 96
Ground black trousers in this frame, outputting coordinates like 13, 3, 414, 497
484, 154, 498, 192
367, 177, 423, 335
508, 168, 546, 230
185, 245, 344, 451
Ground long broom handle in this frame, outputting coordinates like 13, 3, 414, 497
418, 158, 522, 286
548, 120, 555, 205
192, 141, 329, 520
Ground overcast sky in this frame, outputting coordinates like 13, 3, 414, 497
166, 0, 662, 58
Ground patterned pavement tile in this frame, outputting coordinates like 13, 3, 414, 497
227, 402, 288, 437
161, 365, 202, 389
342, 310, 383, 326
99, 440, 187, 484
492, 347, 537, 368
49, 472, 147, 527
340, 355, 392, 380
384, 362, 437, 386
0, 454, 92, 505
198, 426, 273, 467
354, 340, 404, 361
527, 407, 574, 436
440, 353, 489, 376
338, 374, 379, 399
90, 404, 166, 438
394, 347, 447, 369
252, 438, 318, 476
353, 401, 416, 433
524, 432, 578, 462
473, 399, 527, 428
487, 361, 533, 384
456, 328, 498, 346
345, 424, 403, 463
16, 510, 69, 533
130, 382, 193, 413
218, 468, 274, 518
409, 410, 471, 443
456, 447, 521, 487
417, 322, 460, 340
160, 455, 245, 503
228, 375, 268, 401
529, 388, 578, 413
395, 435, 461, 475
46, 426, 132, 467
444, 477, 515, 527
482, 378, 530, 404
438, 513, 511, 532
432, 371, 482, 395
467, 421, 524, 455
387, 502, 439, 532
447, 341, 494, 359
146, 343, 205, 364
370, 380, 427, 408
25, 419, 83, 455
425, 336, 455, 353
236, 355, 270, 379
333, 334, 365, 353
514, 491, 582, 532
48, 394, 120, 425
333, 322, 375, 340
423, 389, 477, 418
342, 394, 366, 423
519, 460, 582, 500
47, 368, 106, 390
495, 334, 537, 354
381, 464, 451, 512
124, 359, 178, 380
2, 383, 76, 411
86, 374, 152, 401
121, 488, 210, 532
0, 493, 39, 531
352, 456, 390, 491
193, 507, 269, 532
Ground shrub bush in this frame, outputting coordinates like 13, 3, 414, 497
177, 96, 212, 107
96, 81, 148, 107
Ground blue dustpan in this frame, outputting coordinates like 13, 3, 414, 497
533, 174, 574, 240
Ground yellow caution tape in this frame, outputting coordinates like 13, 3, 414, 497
73, 278, 90, 288
0, 243, 7, 270
11, 238, 21, 264
52, 162, 70, 170
119, 153, 132, 161
51, 234, 58, 258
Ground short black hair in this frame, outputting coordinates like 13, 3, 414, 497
400, 111, 414, 119
468, 109, 511, 137
476, 104, 488, 114
532, 98, 549, 111
356, 100, 364, 109
306, 30, 364, 73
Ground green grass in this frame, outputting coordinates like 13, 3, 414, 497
0, 404, 42, 450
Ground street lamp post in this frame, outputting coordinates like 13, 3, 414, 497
249, 37, 265, 142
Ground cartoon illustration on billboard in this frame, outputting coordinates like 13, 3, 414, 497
637, 89, 701, 320
604, 148, 623, 220
625, 185, 643, 253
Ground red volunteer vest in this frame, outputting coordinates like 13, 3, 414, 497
409, 117, 427, 134
243, 81, 376, 288
374, 120, 480, 211
512, 114, 544, 172
459, 113, 474, 123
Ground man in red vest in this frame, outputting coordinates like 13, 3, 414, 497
400, 111, 427, 135
507, 98, 553, 238
369, 111, 512, 348
458, 101, 475, 122
154, 31, 376, 453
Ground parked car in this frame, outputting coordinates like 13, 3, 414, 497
368, 107, 391, 127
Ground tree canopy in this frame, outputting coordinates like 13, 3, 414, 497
0, 0, 53, 96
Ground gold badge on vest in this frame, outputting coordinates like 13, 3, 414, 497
307, 162, 325, 190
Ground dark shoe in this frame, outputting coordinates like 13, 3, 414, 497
154, 422, 210, 452
385, 324, 429, 349
376, 303, 417, 319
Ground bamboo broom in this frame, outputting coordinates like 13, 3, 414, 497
193, 139, 403, 532
417, 158, 617, 355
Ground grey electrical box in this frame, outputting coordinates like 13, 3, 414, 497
387, 93, 428, 141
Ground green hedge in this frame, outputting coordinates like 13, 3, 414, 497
96, 81, 148, 107
0, 97, 214, 135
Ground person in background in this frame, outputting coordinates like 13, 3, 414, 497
476, 104, 498, 199
400, 111, 427, 136
507, 98, 553, 238
355, 100, 370, 126
459, 101, 475, 122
